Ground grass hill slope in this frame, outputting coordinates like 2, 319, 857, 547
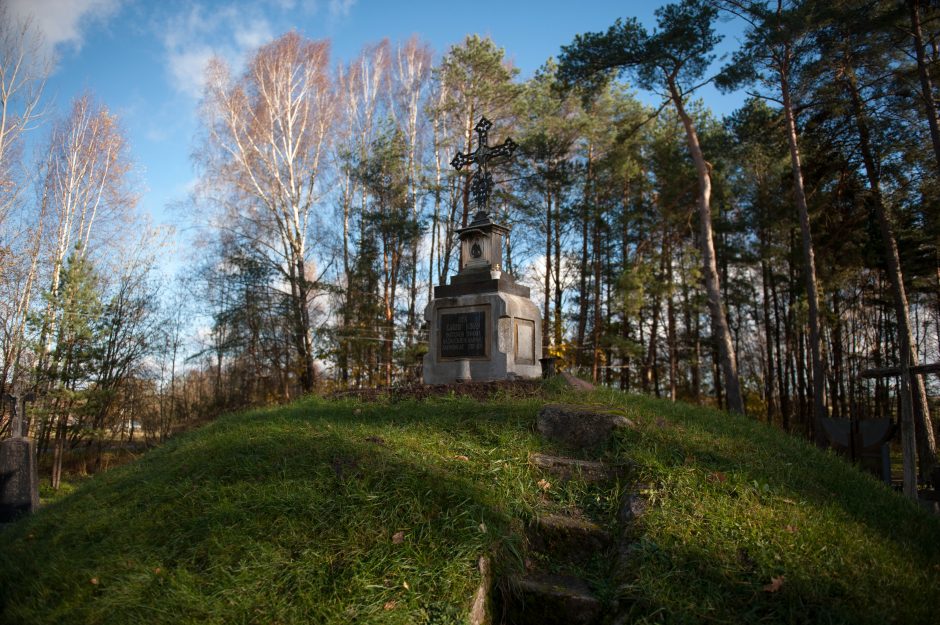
1, 385, 939, 624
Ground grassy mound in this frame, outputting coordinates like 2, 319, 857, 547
1, 386, 938, 624
605, 392, 940, 624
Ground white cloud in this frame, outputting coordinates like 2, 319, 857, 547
328, 0, 355, 18
234, 20, 275, 51
6, 0, 121, 52
167, 45, 216, 99
161, 4, 273, 99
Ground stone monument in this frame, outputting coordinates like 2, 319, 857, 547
0, 392, 39, 522
423, 117, 542, 384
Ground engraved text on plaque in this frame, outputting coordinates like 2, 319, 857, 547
440, 311, 486, 358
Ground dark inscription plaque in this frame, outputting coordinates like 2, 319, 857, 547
440, 311, 486, 358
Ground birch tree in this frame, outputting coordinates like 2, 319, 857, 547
0, 6, 48, 406
199, 32, 334, 393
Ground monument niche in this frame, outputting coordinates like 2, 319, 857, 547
423, 117, 542, 384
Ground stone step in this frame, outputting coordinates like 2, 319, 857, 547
528, 513, 611, 565
537, 403, 635, 450
529, 453, 623, 484
502, 573, 603, 625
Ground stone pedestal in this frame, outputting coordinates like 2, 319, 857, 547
424, 211, 542, 385
0, 437, 40, 522
423, 268, 542, 384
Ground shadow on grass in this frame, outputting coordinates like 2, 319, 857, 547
0, 399, 543, 625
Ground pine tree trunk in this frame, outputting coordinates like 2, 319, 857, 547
844, 66, 934, 497
577, 147, 594, 363
909, 0, 940, 175
780, 64, 827, 441
668, 79, 744, 414
771, 266, 790, 428
544, 187, 552, 352
554, 188, 564, 348
761, 256, 776, 423
591, 195, 603, 384
666, 235, 678, 402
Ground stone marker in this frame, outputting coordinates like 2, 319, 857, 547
1, 394, 40, 522
424, 117, 542, 384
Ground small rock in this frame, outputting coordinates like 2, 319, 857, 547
618, 491, 648, 527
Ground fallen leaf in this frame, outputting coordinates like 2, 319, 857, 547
537, 479, 552, 492
90, 578, 99, 586
392, 531, 405, 544
454, 455, 469, 462
784, 525, 797, 534
763, 575, 785, 593
383, 600, 397, 611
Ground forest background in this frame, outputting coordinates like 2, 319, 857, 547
1, 0, 939, 491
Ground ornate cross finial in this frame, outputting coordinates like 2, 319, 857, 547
451, 116, 517, 213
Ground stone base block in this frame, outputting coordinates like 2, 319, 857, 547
423, 291, 542, 385
0, 437, 40, 522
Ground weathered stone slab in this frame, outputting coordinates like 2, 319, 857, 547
528, 513, 611, 565
0, 437, 39, 522
529, 453, 622, 483
537, 403, 635, 449
504, 573, 602, 625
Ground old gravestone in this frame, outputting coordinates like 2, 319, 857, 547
423, 117, 542, 384
1, 393, 40, 522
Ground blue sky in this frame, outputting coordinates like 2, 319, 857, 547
9, 0, 747, 269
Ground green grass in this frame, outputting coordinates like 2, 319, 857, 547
1, 386, 939, 624
601, 391, 940, 624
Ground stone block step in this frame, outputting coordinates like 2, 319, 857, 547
537, 403, 635, 449
502, 573, 603, 625
528, 513, 611, 565
529, 453, 623, 483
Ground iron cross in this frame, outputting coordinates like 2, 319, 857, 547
451, 116, 517, 213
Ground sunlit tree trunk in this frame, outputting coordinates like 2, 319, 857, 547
667, 77, 744, 414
